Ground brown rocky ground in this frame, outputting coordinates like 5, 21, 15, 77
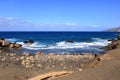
0, 51, 94, 80
0, 48, 120, 80
51, 48, 120, 80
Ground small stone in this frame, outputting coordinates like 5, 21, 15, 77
48, 53, 57, 56
10, 53, 16, 57
5, 64, 8, 66
12, 56, 16, 59
49, 60, 52, 63
78, 68, 83, 72
6, 54, 9, 56
46, 66, 50, 69
26, 57, 30, 60
31, 64, 35, 67
63, 67, 66, 69
23, 52, 29, 56
80, 64, 84, 67
0, 50, 2, 53
97, 58, 101, 61
37, 64, 42, 68
21, 60, 26, 66
70, 66, 73, 68
61, 63, 64, 66
35, 52, 45, 57
29, 56, 34, 60
1, 57, 6, 61
25, 76, 29, 79
10, 57, 13, 59
25, 59, 30, 63
20, 56, 25, 60
25, 65, 32, 68
16, 58, 20, 61
52, 65, 55, 68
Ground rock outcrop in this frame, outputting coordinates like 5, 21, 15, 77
23, 39, 34, 44
103, 34, 120, 50
65, 40, 74, 43
0, 38, 22, 51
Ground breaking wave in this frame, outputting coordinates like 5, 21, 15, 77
16, 38, 110, 53
5, 38, 19, 42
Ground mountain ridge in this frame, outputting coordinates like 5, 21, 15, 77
105, 27, 120, 32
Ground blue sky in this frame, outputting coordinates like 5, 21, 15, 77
0, 0, 120, 31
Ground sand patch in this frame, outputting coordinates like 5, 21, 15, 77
28, 71, 72, 80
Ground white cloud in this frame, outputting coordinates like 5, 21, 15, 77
0, 17, 103, 31
40, 23, 77, 27
6, 17, 14, 20
0, 17, 38, 28
90, 25, 100, 28
64, 23, 76, 26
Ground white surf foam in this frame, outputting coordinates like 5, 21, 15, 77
5, 38, 19, 42
17, 38, 110, 51
17, 42, 47, 50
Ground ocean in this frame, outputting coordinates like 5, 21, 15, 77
0, 32, 119, 54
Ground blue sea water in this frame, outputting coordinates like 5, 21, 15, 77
0, 32, 119, 54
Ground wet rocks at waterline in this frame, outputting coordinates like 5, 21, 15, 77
102, 34, 120, 50
0, 38, 22, 51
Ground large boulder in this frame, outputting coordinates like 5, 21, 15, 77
9, 43, 15, 49
0, 38, 22, 51
106, 40, 120, 50
23, 40, 28, 44
2, 40, 11, 47
0, 38, 5, 41
14, 43, 22, 50
23, 39, 34, 44
28, 39, 34, 44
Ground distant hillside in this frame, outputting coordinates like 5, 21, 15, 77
105, 27, 120, 32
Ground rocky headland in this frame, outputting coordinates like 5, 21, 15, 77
105, 26, 120, 32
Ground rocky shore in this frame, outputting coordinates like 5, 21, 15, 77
0, 34, 120, 80
0, 51, 95, 80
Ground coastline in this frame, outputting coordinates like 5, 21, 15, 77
0, 47, 120, 80
0, 34, 120, 80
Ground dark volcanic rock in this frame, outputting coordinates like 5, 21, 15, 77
23, 41, 28, 44
103, 34, 120, 50
28, 39, 34, 44
23, 39, 34, 44
66, 40, 74, 43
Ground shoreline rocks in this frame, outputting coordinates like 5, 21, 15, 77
0, 50, 95, 69
65, 40, 74, 43
23, 39, 34, 45
102, 34, 120, 50
0, 38, 22, 51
